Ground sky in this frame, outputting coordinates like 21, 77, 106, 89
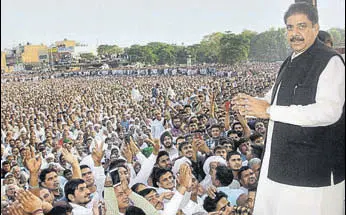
1, 0, 345, 50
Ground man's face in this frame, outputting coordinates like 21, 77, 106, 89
43, 171, 60, 190
228, 155, 242, 171
64, 171, 73, 181
173, 119, 181, 128
114, 185, 130, 210
144, 190, 164, 210
180, 143, 194, 159
189, 123, 198, 133
81, 167, 94, 187
158, 172, 175, 190
286, 13, 319, 53
216, 197, 233, 215
233, 124, 243, 132
6, 185, 17, 197
223, 143, 233, 152
163, 136, 173, 148
255, 122, 266, 135
240, 169, 257, 189
158, 155, 172, 170
211, 128, 220, 138
40, 188, 54, 204
215, 149, 227, 160
239, 142, 249, 154
229, 133, 240, 142
70, 183, 91, 205
3, 164, 11, 172
251, 163, 261, 179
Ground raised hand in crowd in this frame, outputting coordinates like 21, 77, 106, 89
92, 140, 105, 166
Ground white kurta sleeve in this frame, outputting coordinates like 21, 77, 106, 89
269, 56, 345, 127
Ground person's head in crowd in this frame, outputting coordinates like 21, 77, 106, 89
6, 155, 14, 164
227, 151, 242, 171
227, 130, 240, 142
178, 141, 194, 159
175, 136, 186, 146
318, 30, 333, 48
65, 179, 91, 205
184, 105, 192, 115
39, 168, 60, 190
249, 144, 263, 159
80, 165, 95, 188
212, 165, 234, 187
203, 191, 233, 214
249, 132, 264, 146
198, 114, 209, 126
248, 158, 262, 179
125, 206, 146, 215
133, 161, 141, 175
5, 184, 18, 200
11, 147, 19, 157
213, 145, 227, 160
160, 131, 173, 149
210, 124, 221, 139
154, 110, 162, 121
156, 151, 172, 170
238, 166, 258, 190
138, 188, 164, 210
63, 169, 73, 181
4, 173, 16, 185
188, 121, 198, 133
219, 137, 234, 152
254, 121, 266, 136
231, 122, 244, 137
39, 188, 55, 204
284, 2, 320, 54
236, 193, 249, 207
131, 183, 147, 193
2, 161, 11, 174
153, 168, 175, 190
235, 138, 250, 155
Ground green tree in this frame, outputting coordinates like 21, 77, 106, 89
80, 53, 95, 61
328, 28, 345, 45
97, 45, 123, 57
219, 33, 249, 65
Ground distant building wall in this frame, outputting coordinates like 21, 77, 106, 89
21, 45, 48, 64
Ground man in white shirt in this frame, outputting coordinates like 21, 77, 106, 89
232, 3, 345, 215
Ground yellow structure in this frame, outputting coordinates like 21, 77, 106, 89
55, 39, 76, 47
21, 45, 48, 64
1, 51, 8, 72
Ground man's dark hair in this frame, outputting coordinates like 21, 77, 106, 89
79, 165, 90, 171
137, 187, 157, 197
213, 145, 227, 154
39, 168, 58, 183
156, 151, 170, 164
226, 151, 241, 162
49, 202, 73, 215
219, 137, 234, 146
238, 166, 251, 180
249, 132, 263, 142
318, 30, 333, 46
215, 166, 234, 186
178, 141, 191, 152
131, 183, 146, 193
63, 169, 72, 176
227, 129, 240, 138
108, 158, 127, 172
203, 191, 228, 212
152, 168, 174, 188
231, 122, 242, 130
2, 161, 10, 166
234, 137, 249, 149
250, 144, 264, 159
64, 179, 85, 202
210, 124, 221, 130
284, 2, 319, 25
125, 206, 146, 215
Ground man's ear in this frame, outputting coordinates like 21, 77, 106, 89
67, 194, 75, 202
313, 23, 320, 34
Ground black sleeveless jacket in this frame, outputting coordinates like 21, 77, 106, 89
267, 39, 345, 187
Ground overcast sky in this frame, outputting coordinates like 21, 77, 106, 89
1, 0, 345, 50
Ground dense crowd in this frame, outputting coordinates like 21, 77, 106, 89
1, 61, 280, 215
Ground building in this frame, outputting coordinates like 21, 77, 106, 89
1, 52, 8, 73
21, 44, 49, 64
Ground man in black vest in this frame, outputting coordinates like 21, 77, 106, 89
231, 2, 345, 215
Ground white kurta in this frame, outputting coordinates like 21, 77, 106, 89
253, 56, 345, 215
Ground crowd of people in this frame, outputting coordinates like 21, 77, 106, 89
1, 60, 280, 215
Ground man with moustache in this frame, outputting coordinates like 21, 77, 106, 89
232, 3, 345, 215
159, 131, 179, 160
